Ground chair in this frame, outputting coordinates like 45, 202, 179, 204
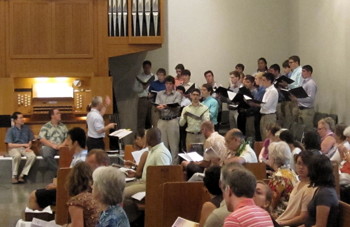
339, 201, 350, 227
124, 144, 135, 162
55, 167, 71, 225
161, 182, 210, 227
145, 165, 184, 227
253, 141, 264, 158
58, 146, 75, 168
244, 162, 267, 180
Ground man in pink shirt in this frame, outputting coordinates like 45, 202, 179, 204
222, 168, 273, 227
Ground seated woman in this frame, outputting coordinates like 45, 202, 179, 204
64, 162, 101, 227
305, 155, 339, 227
258, 123, 281, 163
331, 124, 350, 164
254, 180, 280, 227
267, 141, 299, 218
93, 166, 130, 227
199, 165, 222, 227
303, 131, 322, 154
317, 117, 337, 157
276, 151, 318, 226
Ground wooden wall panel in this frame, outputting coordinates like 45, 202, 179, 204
9, 0, 51, 57
53, 0, 93, 57
91, 77, 113, 114
0, 78, 15, 114
0, 0, 6, 77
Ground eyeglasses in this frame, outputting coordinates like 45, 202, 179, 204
317, 127, 325, 131
288, 61, 295, 64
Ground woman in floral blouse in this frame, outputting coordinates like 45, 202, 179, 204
267, 141, 299, 218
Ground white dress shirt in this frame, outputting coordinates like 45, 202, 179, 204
260, 84, 278, 114
86, 108, 105, 138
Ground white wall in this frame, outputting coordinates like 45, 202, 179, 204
289, 0, 350, 124
167, 0, 290, 86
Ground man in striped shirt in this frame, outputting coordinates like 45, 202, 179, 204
221, 168, 273, 227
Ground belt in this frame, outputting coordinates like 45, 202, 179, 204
261, 113, 276, 116
187, 131, 201, 135
161, 116, 178, 121
88, 137, 104, 140
299, 106, 312, 110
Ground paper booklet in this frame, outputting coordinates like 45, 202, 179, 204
131, 191, 146, 201
109, 129, 132, 139
243, 95, 265, 104
178, 152, 203, 162
172, 217, 199, 227
131, 147, 148, 165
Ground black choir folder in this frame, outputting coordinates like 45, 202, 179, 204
276, 75, 294, 84
280, 87, 308, 99
185, 83, 196, 95
136, 75, 155, 85
152, 102, 180, 108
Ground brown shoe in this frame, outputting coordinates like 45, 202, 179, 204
11, 178, 19, 184
18, 176, 25, 183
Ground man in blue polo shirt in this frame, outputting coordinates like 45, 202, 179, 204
5, 112, 36, 184
201, 84, 219, 130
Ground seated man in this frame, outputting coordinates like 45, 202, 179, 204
39, 108, 68, 172
27, 129, 108, 211
5, 112, 36, 184
221, 168, 273, 226
182, 121, 227, 179
123, 128, 172, 223
224, 129, 258, 164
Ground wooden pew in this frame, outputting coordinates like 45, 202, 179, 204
145, 165, 184, 227
55, 167, 71, 225
58, 146, 74, 168
244, 162, 267, 180
124, 144, 135, 162
339, 201, 350, 227
161, 182, 210, 227
253, 141, 263, 158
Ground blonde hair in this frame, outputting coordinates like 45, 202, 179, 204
318, 117, 335, 132
255, 72, 264, 79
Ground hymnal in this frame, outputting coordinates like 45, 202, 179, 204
131, 147, 148, 165
280, 87, 308, 99
178, 152, 203, 162
185, 83, 196, 95
276, 75, 294, 84
136, 75, 155, 85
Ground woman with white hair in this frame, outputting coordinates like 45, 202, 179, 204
267, 141, 298, 218
317, 117, 336, 157
92, 166, 130, 227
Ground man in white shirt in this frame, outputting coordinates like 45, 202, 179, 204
249, 73, 278, 140
133, 60, 155, 131
86, 96, 116, 151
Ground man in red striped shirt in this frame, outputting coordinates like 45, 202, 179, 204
221, 168, 273, 227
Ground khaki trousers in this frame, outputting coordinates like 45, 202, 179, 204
158, 118, 179, 164
260, 113, 277, 140
245, 116, 255, 139
186, 133, 204, 152
229, 109, 238, 129
9, 147, 36, 177
298, 108, 315, 131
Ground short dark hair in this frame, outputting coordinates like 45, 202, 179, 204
191, 88, 201, 95
11, 112, 22, 120
146, 128, 162, 147
262, 72, 275, 83
334, 124, 347, 141
309, 155, 335, 187
302, 65, 313, 74
204, 70, 214, 77
289, 55, 300, 65
48, 108, 58, 119
223, 169, 256, 198
156, 68, 166, 75
244, 75, 254, 83
203, 165, 222, 196
282, 60, 290, 68
176, 85, 185, 93
175, 64, 185, 71
229, 71, 240, 78
134, 129, 146, 139
279, 130, 294, 144
67, 127, 86, 149
181, 69, 191, 76
143, 60, 152, 67
202, 83, 213, 95
235, 63, 245, 71
164, 75, 175, 84
303, 131, 321, 151
66, 162, 92, 197
87, 149, 110, 166
269, 64, 280, 73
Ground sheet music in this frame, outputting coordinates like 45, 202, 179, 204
178, 152, 203, 162
132, 147, 148, 165
227, 90, 237, 100
132, 191, 146, 201
109, 129, 133, 139
172, 216, 199, 227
